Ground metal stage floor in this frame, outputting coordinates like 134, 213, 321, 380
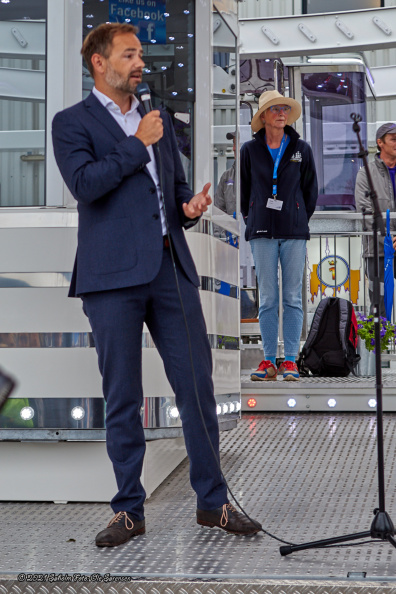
1, 412, 396, 593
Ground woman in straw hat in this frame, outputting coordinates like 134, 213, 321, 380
241, 90, 318, 381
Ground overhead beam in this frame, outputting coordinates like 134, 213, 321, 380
240, 7, 396, 59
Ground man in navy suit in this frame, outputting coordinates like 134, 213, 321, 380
52, 23, 260, 546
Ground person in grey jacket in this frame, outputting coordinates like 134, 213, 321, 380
214, 131, 236, 216
355, 122, 396, 315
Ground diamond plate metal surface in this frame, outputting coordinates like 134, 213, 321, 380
1, 413, 396, 587
1, 578, 396, 594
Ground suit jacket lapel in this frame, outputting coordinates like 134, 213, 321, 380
84, 92, 127, 143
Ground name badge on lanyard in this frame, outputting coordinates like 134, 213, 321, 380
266, 197, 283, 210
266, 134, 286, 211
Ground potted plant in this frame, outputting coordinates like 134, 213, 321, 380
356, 313, 396, 375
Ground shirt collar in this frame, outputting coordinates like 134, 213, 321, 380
92, 87, 139, 116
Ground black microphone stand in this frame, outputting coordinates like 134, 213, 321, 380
279, 112, 396, 556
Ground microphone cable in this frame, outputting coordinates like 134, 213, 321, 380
136, 85, 296, 545
154, 147, 385, 552
136, 92, 387, 552
136, 83, 294, 545
135, 85, 395, 554
136, 83, 294, 547
157, 149, 294, 546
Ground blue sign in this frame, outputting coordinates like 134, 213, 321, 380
109, 0, 166, 44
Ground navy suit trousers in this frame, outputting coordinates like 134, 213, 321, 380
82, 247, 227, 519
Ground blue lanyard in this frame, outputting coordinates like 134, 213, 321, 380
271, 134, 287, 198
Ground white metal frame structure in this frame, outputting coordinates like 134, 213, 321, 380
238, 4, 396, 413
46, 0, 82, 206
239, 7, 396, 59
0, 0, 241, 502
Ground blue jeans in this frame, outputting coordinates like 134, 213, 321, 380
250, 238, 307, 360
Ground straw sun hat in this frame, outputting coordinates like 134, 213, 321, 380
251, 90, 302, 133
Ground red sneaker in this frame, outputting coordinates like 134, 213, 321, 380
278, 361, 299, 381
250, 360, 277, 381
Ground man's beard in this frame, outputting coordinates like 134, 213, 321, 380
104, 63, 140, 94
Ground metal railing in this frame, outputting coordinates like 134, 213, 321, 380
305, 227, 396, 356
240, 212, 396, 357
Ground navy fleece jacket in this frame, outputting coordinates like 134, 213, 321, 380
241, 125, 318, 241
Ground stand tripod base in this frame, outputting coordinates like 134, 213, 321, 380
371, 510, 395, 538
280, 510, 396, 556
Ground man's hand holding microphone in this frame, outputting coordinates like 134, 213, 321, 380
135, 110, 163, 147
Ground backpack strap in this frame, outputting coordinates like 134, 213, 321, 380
337, 298, 351, 354
338, 298, 361, 374
349, 308, 358, 349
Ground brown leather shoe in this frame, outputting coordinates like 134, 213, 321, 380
95, 511, 145, 547
197, 503, 261, 536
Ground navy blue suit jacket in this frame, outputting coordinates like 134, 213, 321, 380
52, 92, 200, 296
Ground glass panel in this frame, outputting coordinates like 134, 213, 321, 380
301, 70, 366, 211
212, 8, 238, 218
304, 0, 382, 13
0, 1, 46, 206
82, 0, 195, 186
240, 102, 252, 146
240, 60, 251, 85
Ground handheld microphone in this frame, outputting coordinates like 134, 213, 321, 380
136, 82, 161, 158
136, 82, 153, 114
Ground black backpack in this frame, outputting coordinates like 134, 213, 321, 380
297, 297, 360, 377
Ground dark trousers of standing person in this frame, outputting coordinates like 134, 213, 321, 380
81, 247, 227, 520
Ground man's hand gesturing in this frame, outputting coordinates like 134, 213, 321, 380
135, 111, 163, 147
183, 183, 212, 219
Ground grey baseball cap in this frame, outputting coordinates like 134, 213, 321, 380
376, 122, 396, 140
226, 131, 236, 140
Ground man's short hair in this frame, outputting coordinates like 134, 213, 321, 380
81, 23, 138, 78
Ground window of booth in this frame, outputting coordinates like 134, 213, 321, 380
301, 68, 367, 211
0, 0, 46, 206
82, 0, 195, 187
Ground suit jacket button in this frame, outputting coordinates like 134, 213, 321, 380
152, 214, 159, 220
149, 187, 156, 194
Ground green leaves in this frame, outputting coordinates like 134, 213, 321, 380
357, 313, 396, 353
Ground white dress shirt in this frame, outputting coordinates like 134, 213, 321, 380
92, 86, 166, 235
